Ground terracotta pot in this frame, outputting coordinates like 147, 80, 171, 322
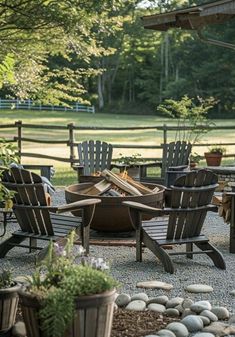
19, 289, 116, 337
204, 152, 222, 166
0, 283, 21, 333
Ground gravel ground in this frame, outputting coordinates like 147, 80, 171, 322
1, 188, 235, 311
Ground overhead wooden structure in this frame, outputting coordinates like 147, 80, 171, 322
142, 0, 235, 49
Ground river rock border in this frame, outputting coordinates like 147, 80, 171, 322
115, 292, 235, 337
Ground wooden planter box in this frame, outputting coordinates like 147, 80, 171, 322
0, 284, 21, 333
19, 289, 116, 337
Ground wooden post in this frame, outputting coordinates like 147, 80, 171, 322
68, 123, 75, 167
163, 124, 167, 146
15, 120, 22, 163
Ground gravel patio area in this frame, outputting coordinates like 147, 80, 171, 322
0, 188, 234, 312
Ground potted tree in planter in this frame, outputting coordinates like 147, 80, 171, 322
115, 153, 143, 178
204, 146, 226, 166
189, 152, 201, 169
19, 231, 119, 337
0, 268, 21, 334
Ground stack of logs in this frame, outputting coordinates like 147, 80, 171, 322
81, 169, 159, 196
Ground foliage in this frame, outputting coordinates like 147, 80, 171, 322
0, 267, 14, 289
190, 152, 201, 164
26, 231, 118, 337
0, 139, 19, 166
207, 146, 226, 155
157, 95, 216, 144
114, 153, 143, 166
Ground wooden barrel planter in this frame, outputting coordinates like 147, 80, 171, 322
19, 289, 116, 337
0, 284, 21, 333
65, 182, 165, 232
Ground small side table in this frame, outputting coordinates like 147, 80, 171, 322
0, 208, 13, 237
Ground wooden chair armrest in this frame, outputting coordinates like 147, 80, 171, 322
168, 165, 188, 171
72, 164, 84, 172
122, 201, 163, 216
57, 199, 101, 214
139, 161, 162, 168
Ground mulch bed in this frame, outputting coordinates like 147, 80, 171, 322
111, 308, 178, 337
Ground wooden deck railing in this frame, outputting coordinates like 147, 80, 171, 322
1, 120, 235, 166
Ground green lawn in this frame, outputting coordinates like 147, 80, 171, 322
0, 109, 235, 186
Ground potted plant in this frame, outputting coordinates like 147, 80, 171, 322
19, 231, 119, 337
204, 146, 226, 166
0, 268, 21, 334
189, 152, 201, 169
115, 153, 143, 178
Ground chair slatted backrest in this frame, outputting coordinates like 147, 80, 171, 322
2, 167, 54, 236
77, 140, 113, 175
166, 170, 217, 241
161, 141, 192, 178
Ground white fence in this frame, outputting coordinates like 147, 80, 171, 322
0, 99, 95, 113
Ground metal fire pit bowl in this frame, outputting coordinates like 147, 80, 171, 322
65, 182, 165, 232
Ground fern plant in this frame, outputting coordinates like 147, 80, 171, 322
25, 231, 118, 337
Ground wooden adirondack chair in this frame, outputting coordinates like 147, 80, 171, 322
140, 141, 192, 185
123, 169, 226, 273
0, 167, 100, 258
73, 140, 114, 181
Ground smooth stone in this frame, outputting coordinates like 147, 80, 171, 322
136, 280, 173, 290
202, 321, 235, 335
166, 322, 189, 337
148, 303, 166, 313
166, 297, 184, 308
198, 315, 211, 326
131, 292, 149, 302
157, 329, 176, 337
192, 333, 215, 337
185, 284, 213, 293
229, 289, 235, 297
115, 293, 131, 307
228, 314, 235, 324
211, 306, 230, 320
12, 322, 27, 337
125, 299, 146, 311
175, 304, 184, 314
191, 301, 212, 313
148, 295, 169, 305
181, 315, 203, 332
181, 308, 196, 319
200, 310, 218, 322
165, 308, 180, 317
144, 335, 160, 337
182, 298, 194, 309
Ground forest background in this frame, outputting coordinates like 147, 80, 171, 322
0, 0, 233, 118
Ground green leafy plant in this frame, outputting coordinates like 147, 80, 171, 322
208, 146, 226, 155
115, 153, 143, 166
25, 231, 119, 337
190, 152, 201, 164
0, 139, 19, 166
0, 267, 14, 289
158, 95, 216, 145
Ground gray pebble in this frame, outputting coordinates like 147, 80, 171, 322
166, 322, 189, 337
148, 303, 166, 313
175, 304, 184, 314
181, 308, 196, 319
181, 315, 203, 332
115, 293, 131, 307
185, 284, 213, 293
211, 306, 230, 320
166, 297, 184, 308
148, 295, 169, 305
198, 315, 211, 326
182, 298, 194, 309
125, 300, 146, 311
191, 301, 212, 314
131, 292, 149, 302
165, 308, 180, 317
200, 310, 218, 322
157, 329, 176, 337
192, 333, 215, 337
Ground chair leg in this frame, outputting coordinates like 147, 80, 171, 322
0, 236, 25, 258
29, 238, 37, 252
186, 242, 193, 259
143, 235, 174, 273
81, 225, 90, 255
195, 242, 226, 270
136, 228, 143, 262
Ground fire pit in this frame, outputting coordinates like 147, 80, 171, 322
65, 182, 165, 232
